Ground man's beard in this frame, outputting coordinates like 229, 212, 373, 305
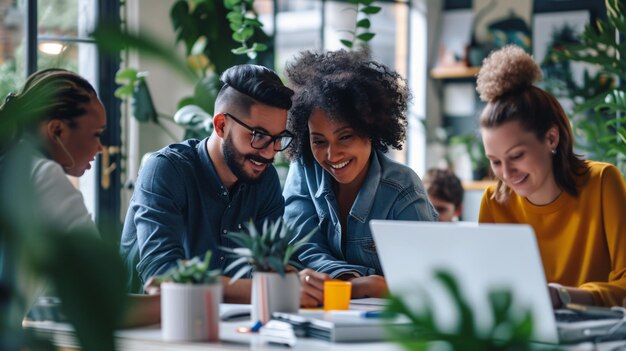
222, 133, 274, 184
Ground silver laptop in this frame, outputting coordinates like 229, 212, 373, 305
369, 220, 624, 344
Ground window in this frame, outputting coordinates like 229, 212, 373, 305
0, 0, 25, 98
0, 0, 121, 242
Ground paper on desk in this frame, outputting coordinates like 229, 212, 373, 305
349, 298, 388, 311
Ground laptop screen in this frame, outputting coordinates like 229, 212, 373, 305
369, 220, 560, 344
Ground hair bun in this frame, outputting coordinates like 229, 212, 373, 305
476, 45, 542, 102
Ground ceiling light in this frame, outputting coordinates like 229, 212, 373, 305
38, 42, 66, 55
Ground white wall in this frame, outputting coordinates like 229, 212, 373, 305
123, 0, 190, 209
408, 0, 443, 176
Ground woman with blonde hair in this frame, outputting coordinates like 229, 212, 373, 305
477, 45, 626, 307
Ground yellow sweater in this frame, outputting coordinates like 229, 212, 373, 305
479, 161, 626, 307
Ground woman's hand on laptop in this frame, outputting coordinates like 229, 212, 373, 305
548, 283, 595, 309
300, 268, 330, 307
349, 275, 388, 299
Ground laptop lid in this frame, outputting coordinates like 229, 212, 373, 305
369, 220, 560, 344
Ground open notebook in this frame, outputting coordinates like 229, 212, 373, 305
369, 220, 625, 344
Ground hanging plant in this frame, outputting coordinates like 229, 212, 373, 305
340, 0, 382, 50
224, 0, 268, 59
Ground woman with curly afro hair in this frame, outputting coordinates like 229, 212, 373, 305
282, 50, 438, 304
477, 45, 626, 308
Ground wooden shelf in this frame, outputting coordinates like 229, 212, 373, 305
430, 66, 480, 79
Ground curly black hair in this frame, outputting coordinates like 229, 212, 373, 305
284, 50, 410, 164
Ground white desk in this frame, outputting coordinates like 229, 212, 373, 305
25, 320, 401, 351
23, 304, 626, 351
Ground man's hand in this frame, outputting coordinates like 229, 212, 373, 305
143, 276, 164, 295
299, 268, 330, 307
349, 275, 388, 299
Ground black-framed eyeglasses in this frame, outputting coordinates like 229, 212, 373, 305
223, 112, 294, 152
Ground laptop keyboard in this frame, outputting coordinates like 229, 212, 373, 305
555, 309, 623, 323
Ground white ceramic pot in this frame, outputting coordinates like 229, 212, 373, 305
251, 272, 300, 324
161, 282, 222, 341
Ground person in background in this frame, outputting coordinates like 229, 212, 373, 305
0, 68, 104, 323
422, 168, 464, 222
120, 64, 322, 306
476, 45, 626, 308
283, 50, 438, 305
1, 69, 104, 236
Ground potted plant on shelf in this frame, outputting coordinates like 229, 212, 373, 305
223, 218, 315, 324
156, 250, 222, 342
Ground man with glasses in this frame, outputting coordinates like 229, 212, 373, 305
120, 64, 298, 303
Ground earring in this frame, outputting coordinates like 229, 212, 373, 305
551, 149, 557, 155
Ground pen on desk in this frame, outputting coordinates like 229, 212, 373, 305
362, 311, 386, 318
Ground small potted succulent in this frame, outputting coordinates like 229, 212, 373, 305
223, 218, 315, 324
157, 250, 222, 342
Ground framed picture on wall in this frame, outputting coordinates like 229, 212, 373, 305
472, 0, 533, 52
533, 10, 589, 74
533, 10, 591, 111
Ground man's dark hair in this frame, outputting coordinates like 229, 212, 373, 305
423, 168, 464, 208
217, 64, 294, 113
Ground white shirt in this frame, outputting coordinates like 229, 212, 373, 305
31, 156, 99, 237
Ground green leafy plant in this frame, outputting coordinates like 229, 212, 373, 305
449, 132, 490, 180
385, 270, 559, 351
224, 0, 268, 58
340, 0, 382, 50
547, 0, 626, 175
223, 218, 316, 282
114, 68, 216, 141
154, 251, 221, 285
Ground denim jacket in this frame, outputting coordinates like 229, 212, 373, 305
120, 138, 284, 293
283, 150, 438, 278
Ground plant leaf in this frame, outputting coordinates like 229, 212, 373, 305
267, 256, 285, 277
114, 85, 134, 98
224, 0, 241, 9
340, 39, 353, 48
224, 256, 250, 273
92, 23, 197, 83
356, 18, 371, 29
360, 5, 381, 15
357, 32, 375, 42
250, 42, 268, 52
229, 264, 253, 284
231, 46, 251, 55
115, 67, 139, 83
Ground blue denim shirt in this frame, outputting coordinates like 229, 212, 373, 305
120, 138, 284, 293
282, 150, 438, 278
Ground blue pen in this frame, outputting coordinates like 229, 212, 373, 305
363, 311, 385, 318
250, 320, 264, 332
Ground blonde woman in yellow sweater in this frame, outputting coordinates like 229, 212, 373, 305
476, 45, 626, 308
